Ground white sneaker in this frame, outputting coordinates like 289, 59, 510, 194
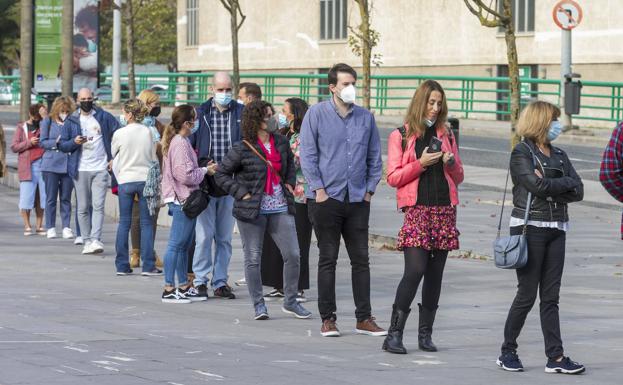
74, 236, 84, 245
91, 240, 104, 254
82, 241, 94, 254
62, 227, 74, 239
46, 228, 57, 239
235, 277, 246, 286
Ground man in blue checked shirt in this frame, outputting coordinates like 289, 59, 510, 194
300, 63, 385, 338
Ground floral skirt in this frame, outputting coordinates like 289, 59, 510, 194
396, 205, 460, 251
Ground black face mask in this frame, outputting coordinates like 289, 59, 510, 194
149, 106, 161, 117
80, 100, 94, 112
28, 121, 39, 131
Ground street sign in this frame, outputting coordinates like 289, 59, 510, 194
553, 0, 583, 30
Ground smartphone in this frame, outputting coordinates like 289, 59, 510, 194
427, 136, 443, 153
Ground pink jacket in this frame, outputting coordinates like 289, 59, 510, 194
386, 123, 464, 210
10, 122, 36, 181
161, 135, 204, 203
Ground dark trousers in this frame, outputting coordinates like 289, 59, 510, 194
261, 202, 312, 290
308, 198, 371, 322
42, 171, 74, 229
502, 226, 566, 359
394, 248, 448, 312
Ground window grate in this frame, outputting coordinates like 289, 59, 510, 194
320, 0, 347, 40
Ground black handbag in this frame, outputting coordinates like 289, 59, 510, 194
492, 143, 536, 269
198, 157, 228, 197
179, 188, 210, 219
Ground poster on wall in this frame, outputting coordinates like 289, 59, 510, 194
34, 0, 99, 94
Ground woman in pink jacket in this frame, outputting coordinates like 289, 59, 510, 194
382, 80, 464, 355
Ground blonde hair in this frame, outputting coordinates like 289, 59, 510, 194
404, 80, 448, 138
161, 105, 196, 156
137, 89, 160, 106
50, 96, 76, 122
123, 98, 149, 123
516, 101, 561, 144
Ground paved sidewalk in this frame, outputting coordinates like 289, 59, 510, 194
0, 181, 622, 384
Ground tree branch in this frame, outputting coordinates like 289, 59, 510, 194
219, 0, 232, 14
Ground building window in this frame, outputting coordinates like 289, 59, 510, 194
186, 0, 198, 46
320, 0, 347, 40
498, 0, 535, 33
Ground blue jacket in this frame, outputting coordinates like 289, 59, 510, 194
40, 117, 69, 174
189, 98, 244, 160
58, 107, 120, 179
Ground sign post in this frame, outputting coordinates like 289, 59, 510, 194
553, 0, 583, 130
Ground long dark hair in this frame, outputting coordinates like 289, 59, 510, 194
405, 80, 448, 138
241, 100, 270, 142
161, 104, 195, 156
284, 97, 309, 134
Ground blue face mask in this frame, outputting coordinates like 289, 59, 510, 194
87, 39, 97, 53
142, 116, 154, 127
547, 120, 563, 142
214, 92, 233, 106
278, 113, 289, 129
190, 119, 200, 135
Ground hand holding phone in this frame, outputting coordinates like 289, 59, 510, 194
427, 136, 443, 153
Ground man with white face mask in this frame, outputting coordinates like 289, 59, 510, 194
189, 71, 244, 299
300, 63, 384, 338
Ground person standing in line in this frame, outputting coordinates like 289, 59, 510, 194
11, 103, 47, 236
111, 99, 162, 276
299, 63, 385, 337
190, 72, 244, 300
40, 97, 79, 240
496, 101, 585, 375
215, 100, 311, 320
382, 80, 463, 354
160, 105, 209, 303
599, 121, 623, 238
58, 88, 120, 254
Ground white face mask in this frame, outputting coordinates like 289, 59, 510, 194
424, 119, 436, 128
338, 84, 356, 104
59, 113, 68, 122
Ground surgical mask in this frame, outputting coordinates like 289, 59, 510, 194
214, 92, 233, 106
142, 116, 155, 127
190, 120, 200, 134
237, 99, 245, 105
278, 113, 289, 129
149, 106, 161, 117
547, 120, 563, 142
59, 113, 68, 122
338, 84, 356, 104
80, 100, 93, 113
87, 39, 97, 53
265, 116, 279, 133
79, 53, 97, 71
424, 119, 436, 128
119, 114, 127, 126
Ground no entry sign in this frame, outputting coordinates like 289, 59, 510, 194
553, 0, 583, 30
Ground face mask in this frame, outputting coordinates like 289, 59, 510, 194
79, 53, 97, 71
424, 119, 436, 128
59, 113, 68, 122
547, 120, 563, 142
338, 84, 356, 104
119, 114, 127, 126
214, 92, 233, 106
265, 116, 279, 133
278, 113, 289, 129
190, 120, 200, 134
142, 116, 154, 127
80, 100, 93, 113
87, 39, 97, 53
28, 121, 39, 131
149, 106, 161, 117
237, 99, 245, 105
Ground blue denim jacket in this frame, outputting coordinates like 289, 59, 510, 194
39, 117, 69, 174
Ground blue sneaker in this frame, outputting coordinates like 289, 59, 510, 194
545, 356, 585, 374
282, 303, 312, 319
497, 351, 524, 372
254, 303, 269, 320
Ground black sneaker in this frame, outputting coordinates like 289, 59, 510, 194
141, 268, 163, 276
497, 351, 524, 372
263, 288, 284, 301
180, 286, 207, 302
545, 356, 585, 374
195, 284, 209, 300
214, 285, 236, 299
161, 288, 191, 304
116, 269, 133, 276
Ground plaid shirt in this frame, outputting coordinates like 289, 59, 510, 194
209, 101, 231, 163
599, 121, 623, 238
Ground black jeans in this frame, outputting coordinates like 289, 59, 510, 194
502, 226, 566, 359
394, 248, 448, 312
308, 198, 371, 322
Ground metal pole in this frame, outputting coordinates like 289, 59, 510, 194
112, 0, 122, 105
560, 29, 572, 130
61, 0, 74, 97
19, 1, 33, 120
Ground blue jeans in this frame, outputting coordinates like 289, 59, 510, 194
115, 182, 154, 273
192, 195, 235, 289
164, 203, 196, 287
19, 159, 46, 210
42, 171, 73, 229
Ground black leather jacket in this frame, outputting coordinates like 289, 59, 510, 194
510, 139, 583, 222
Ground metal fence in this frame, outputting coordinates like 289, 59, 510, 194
2, 73, 622, 124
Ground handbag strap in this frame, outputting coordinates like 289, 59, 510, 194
242, 139, 278, 176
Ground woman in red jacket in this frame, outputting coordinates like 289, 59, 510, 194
382, 80, 463, 354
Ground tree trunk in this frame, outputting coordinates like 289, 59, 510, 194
230, 1, 240, 93
503, 0, 521, 147
19, 0, 33, 121
61, 0, 73, 97
357, 0, 372, 110
126, 0, 136, 99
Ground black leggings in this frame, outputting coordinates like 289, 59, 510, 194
394, 247, 448, 312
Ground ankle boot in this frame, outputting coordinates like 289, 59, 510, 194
418, 303, 438, 352
130, 249, 140, 268
382, 305, 411, 354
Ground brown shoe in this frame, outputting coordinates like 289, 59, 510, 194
355, 316, 387, 336
130, 249, 140, 268
320, 319, 340, 337
154, 251, 163, 268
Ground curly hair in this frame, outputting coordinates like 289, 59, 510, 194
123, 98, 149, 123
241, 100, 271, 142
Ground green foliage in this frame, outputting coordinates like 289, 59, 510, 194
100, 0, 177, 71
347, 26, 383, 67
0, 0, 20, 75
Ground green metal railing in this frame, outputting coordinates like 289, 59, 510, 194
3, 73, 623, 124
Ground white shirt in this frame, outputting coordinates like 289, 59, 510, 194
111, 123, 157, 184
79, 111, 108, 172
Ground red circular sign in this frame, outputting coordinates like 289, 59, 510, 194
553, 0, 583, 30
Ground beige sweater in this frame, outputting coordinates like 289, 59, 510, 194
111, 123, 156, 184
